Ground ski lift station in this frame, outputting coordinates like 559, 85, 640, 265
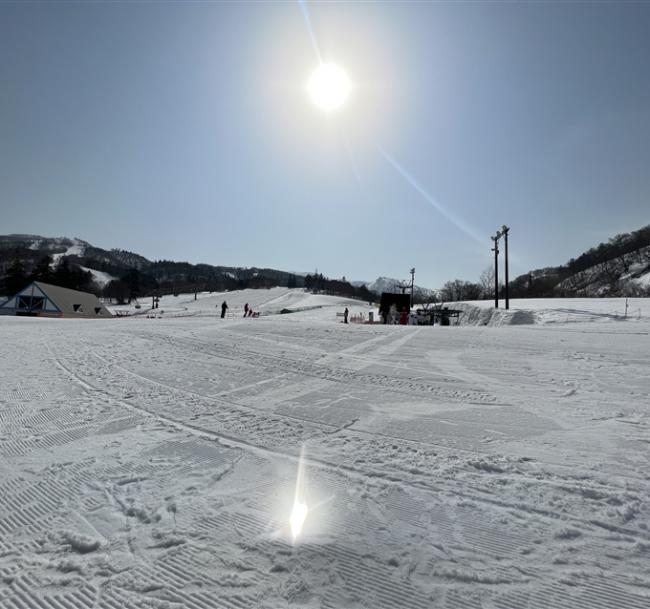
0, 282, 112, 318
379, 292, 462, 325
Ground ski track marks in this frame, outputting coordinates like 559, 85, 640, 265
0, 316, 649, 608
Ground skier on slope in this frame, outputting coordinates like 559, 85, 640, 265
344, 307, 349, 324
244, 303, 249, 317
221, 301, 228, 319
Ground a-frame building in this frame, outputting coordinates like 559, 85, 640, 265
0, 282, 112, 318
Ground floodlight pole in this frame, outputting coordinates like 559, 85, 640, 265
491, 231, 501, 308
501, 225, 510, 310
410, 268, 415, 308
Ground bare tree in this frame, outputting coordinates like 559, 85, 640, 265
479, 266, 494, 300
440, 279, 482, 302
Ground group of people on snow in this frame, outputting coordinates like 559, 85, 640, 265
218, 301, 257, 319
243, 302, 257, 317
220, 301, 362, 324
379, 303, 414, 325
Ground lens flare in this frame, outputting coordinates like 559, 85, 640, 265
290, 499, 308, 541
289, 445, 309, 542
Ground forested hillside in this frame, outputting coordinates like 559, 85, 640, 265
509, 225, 650, 297
0, 235, 375, 303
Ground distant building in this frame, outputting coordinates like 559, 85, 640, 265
379, 292, 412, 324
0, 281, 112, 318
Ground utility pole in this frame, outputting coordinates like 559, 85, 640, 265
491, 231, 501, 308
501, 225, 510, 310
410, 268, 415, 308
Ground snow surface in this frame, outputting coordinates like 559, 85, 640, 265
635, 270, 650, 288
79, 266, 116, 288
1, 292, 650, 608
446, 297, 650, 326
50, 239, 86, 267
108, 287, 368, 319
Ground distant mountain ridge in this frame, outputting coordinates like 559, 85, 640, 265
0, 235, 379, 302
2, 226, 649, 300
364, 276, 438, 303
0, 234, 309, 297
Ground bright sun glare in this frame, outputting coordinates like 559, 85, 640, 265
307, 62, 350, 112
289, 444, 309, 543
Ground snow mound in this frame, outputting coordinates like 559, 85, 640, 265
446, 297, 650, 326
56, 530, 102, 553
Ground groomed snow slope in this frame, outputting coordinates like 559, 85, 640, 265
109, 287, 368, 319
79, 266, 116, 288
110, 290, 650, 328
1, 294, 649, 609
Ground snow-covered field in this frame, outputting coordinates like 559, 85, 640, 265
1, 292, 649, 608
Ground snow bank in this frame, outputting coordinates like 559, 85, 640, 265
446, 297, 650, 326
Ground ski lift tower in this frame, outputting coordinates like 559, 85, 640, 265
501, 225, 510, 310
491, 230, 502, 308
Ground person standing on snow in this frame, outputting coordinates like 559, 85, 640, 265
221, 301, 228, 319
244, 303, 249, 317
344, 307, 349, 324
399, 308, 408, 325
389, 303, 397, 324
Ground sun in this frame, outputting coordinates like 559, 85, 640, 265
307, 62, 351, 112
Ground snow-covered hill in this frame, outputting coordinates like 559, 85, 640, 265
0, 235, 313, 298
554, 244, 650, 296
0, 235, 372, 301
510, 224, 650, 297
108, 287, 366, 319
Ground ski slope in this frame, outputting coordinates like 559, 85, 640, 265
79, 267, 116, 288
109, 287, 370, 320
1, 293, 649, 608
50, 239, 86, 267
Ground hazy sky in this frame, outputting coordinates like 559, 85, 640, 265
2, 1, 649, 288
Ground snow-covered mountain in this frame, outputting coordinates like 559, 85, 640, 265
364, 276, 438, 302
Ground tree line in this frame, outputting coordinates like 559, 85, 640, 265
0, 251, 380, 305
304, 273, 376, 302
1, 255, 97, 297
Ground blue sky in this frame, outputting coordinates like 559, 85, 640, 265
1, 1, 649, 288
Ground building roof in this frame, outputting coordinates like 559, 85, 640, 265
35, 282, 112, 317
0, 281, 112, 317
